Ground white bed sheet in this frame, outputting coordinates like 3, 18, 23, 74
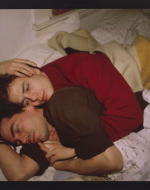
90, 9, 150, 45
108, 90, 150, 181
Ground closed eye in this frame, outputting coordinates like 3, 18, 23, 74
17, 125, 19, 133
26, 84, 30, 91
14, 125, 20, 135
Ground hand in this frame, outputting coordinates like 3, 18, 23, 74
38, 141, 76, 165
48, 127, 60, 141
0, 58, 38, 77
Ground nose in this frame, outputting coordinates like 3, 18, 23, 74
20, 134, 28, 144
31, 92, 38, 101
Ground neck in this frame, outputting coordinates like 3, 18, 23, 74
36, 108, 54, 139
35, 108, 43, 116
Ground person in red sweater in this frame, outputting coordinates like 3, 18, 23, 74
42, 52, 143, 141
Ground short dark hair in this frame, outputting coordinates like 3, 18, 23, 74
0, 74, 22, 119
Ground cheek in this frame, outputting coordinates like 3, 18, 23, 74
31, 81, 42, 92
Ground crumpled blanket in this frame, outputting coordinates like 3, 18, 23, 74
48, 29, 147, 92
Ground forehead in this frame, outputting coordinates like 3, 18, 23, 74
1, 112, 24, 128
8, 78, 24, 105
0, 116, 14, 140
12, 73, 42, 83
0, 111, 28, 130
0, 112, 28, 142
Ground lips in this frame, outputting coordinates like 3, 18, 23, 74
32, 131, 37, 143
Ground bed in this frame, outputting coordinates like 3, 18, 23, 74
1, 9, 150, 181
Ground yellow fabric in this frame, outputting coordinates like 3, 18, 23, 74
134, 36, 150, 89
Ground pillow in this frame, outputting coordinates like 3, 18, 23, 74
17, 13, 81, 68
90, 9, 150, 45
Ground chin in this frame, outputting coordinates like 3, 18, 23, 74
41, 131, 49, 142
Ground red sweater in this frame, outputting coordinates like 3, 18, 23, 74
41, 52, 143, 142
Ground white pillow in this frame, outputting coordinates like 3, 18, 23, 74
90, 9, 150, 45
17, 13, 81, 68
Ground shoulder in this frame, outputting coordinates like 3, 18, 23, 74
46, 86, 88, 110
52, 86, 85, 102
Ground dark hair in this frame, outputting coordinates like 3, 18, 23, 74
0, 74, 22, 119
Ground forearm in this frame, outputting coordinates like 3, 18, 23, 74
0, 144, 40, 181
53, 146, 123, 176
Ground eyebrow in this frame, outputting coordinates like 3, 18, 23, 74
10, 123, 15, 138
22, 81, 25, 94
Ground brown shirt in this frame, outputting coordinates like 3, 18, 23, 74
43, 86, 113, 159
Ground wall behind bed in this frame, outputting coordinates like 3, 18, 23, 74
0, 9, 89, 63
0, 9, 102, 63
0, 9, 36, 62
1, 9, 149, 64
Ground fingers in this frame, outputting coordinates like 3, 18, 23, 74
38, 142, 50, 153
49, 127, 59, 141
49, 128, 55, 141
14, 58, 37, 67
32, 68, 41, 74
45, 152, 56, 165
53, 133, 59, 141
8, 59, 38, 77
11, 66, 35, 77
45, 151, 54, 160
49, 156, 57, 166
44, 141, 60, 145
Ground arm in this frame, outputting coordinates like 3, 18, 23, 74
0, 58, 37, 77
52, 145, 123, 176
0, 144, 40, 181
0, 127, 58, 181
0, 128, 58, 181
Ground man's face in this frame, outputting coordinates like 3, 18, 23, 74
0, 109, 51, 145
8, 72, 54, 107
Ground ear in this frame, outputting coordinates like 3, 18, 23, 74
23, 105, 35, 111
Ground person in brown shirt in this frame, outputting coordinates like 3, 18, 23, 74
0, 85, 147, 179
0, 86, 123, 177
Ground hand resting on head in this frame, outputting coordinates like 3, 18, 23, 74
0, 58, 38, 77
